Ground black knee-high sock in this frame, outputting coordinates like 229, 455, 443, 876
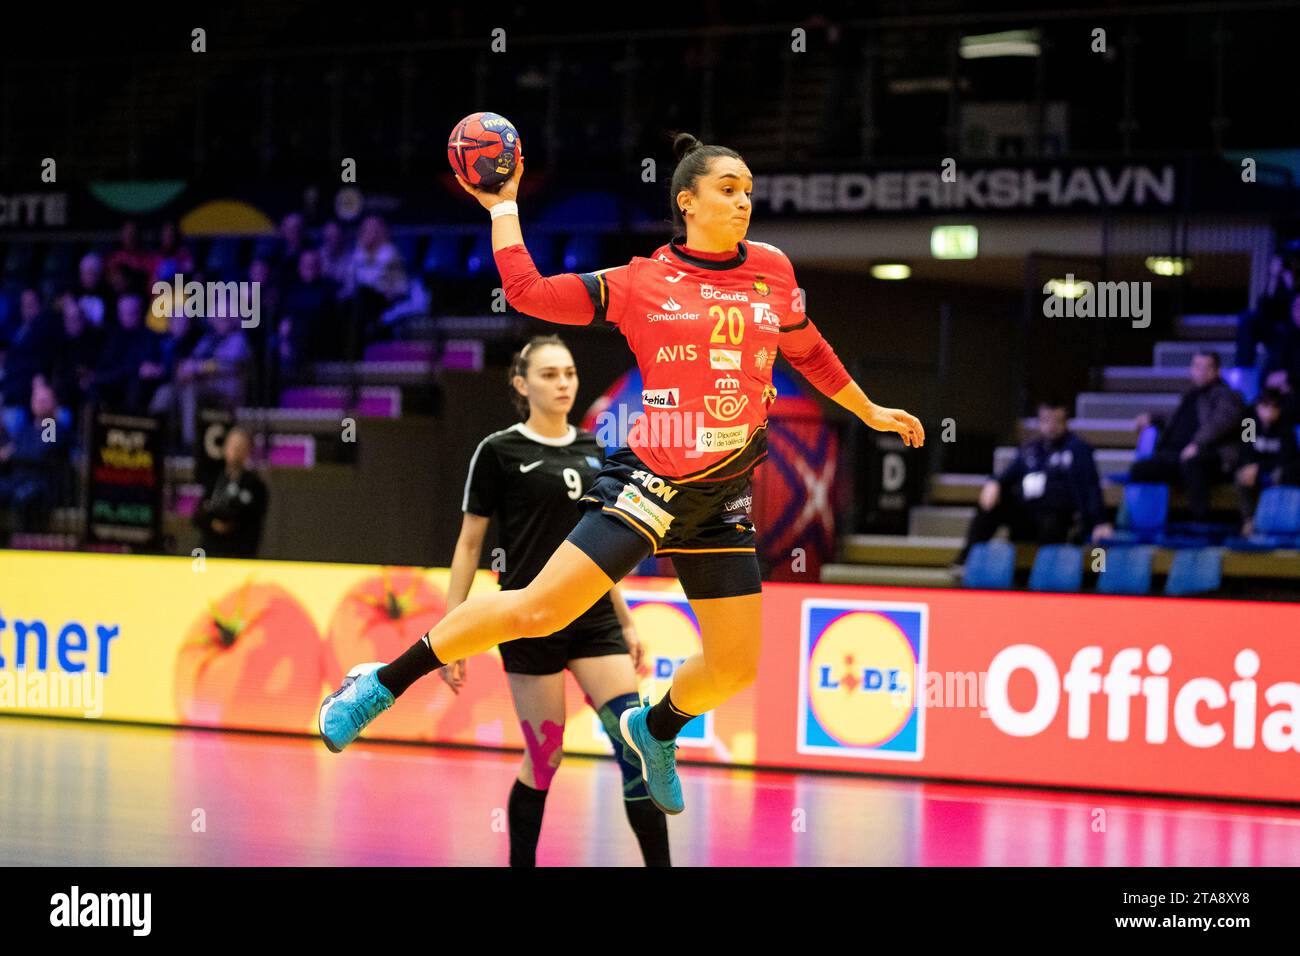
624, 798, 671, 866
375, 633, 444, 698
508, 779, 549, 867
646, 688, 696, 741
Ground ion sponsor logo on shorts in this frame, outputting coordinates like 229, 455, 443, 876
797, 599, 928, 760
709, 348, 742, 370
630, 469, 679, 501
615, 483, 674, 536
642, 388, 680, 409
695, 424, 749, 452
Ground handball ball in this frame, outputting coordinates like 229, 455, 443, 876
447, 111, 520, 189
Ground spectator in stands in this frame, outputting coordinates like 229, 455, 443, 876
273, 212, 309, 291
140, 310, 203, 419
151, 220, 194, 286
1235, 253, 1294, 367
319, 220, 352, 292
192, 425, 269, 558
106, 220, 158, 296
0, 378, 68, 534
50, 292, 102, 412
1128, 350, 1245, 520
1236, 388, 1300, 535
955, 399, 1112, 565
76, 252, 112, 329
344, 215, 408, 346
1261, 294, 1300, 413
89, 294, 157, 412
155, 313, 253, 450
0, 288, 59, 409
278, 249, 340, 377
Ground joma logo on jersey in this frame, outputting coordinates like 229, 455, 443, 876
631, 470, 679, 502
709, 348, 742, 370
752, 302, 781, 333
657, 344, 697, 363
704, 394, 749, 421
714, 375, 740, 392
642, 388, 679, 409
700, 284, 749, 302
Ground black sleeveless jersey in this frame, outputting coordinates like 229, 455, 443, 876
462, 422, 619, 631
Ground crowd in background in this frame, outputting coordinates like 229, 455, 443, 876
0, 213, 417, 534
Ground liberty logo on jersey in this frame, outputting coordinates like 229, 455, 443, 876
797, 600, 928, 760
642, 388, 680, 409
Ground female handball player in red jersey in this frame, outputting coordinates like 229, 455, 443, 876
440, 335, 669, 865
320, 132, 925, 815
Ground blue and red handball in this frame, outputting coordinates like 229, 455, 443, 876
447, 111, 520, 189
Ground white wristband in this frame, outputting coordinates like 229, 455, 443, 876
490, 201, 519, 220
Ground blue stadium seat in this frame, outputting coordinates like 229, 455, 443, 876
1095, 544, 1154, 595
465, 235, 494, 275
1227, 485, 1300, 550
1164, 547, 1224, 596
1029, 544, 1083, 592
1108, 425, 1159, 484
1110, 482, 1169, 543
392, 235, 421, 272
962, 540, 1015, 590
204, 237, 243, 281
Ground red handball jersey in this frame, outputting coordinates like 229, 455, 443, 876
494, 236, 852, 483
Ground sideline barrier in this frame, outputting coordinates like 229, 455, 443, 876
1, 550, 1297, 803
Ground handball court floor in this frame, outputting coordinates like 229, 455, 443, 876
3, 716, 1300, 867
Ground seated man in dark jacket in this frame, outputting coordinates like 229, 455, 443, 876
192, 426, 269, 558
0, 378, 70, 534
1236, 388, 1300, 534
1128, 351, 1245, 520
956, 399, 1113, 564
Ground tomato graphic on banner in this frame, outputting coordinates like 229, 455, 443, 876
797, 600, 928, 759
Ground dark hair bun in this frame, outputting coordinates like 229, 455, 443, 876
672, 132, 702, 162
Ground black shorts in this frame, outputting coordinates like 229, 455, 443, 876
567, 446, 763, 600
498, 622, 629, 676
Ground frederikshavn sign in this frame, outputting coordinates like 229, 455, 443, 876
752, 164, 1176, 215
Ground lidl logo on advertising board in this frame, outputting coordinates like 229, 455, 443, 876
619, 591, 713, 747
797, 600, 928, 760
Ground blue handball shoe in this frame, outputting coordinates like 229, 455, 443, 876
319, 663, 394, 753
619, 702, 685, 815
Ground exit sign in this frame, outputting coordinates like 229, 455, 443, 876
930, 225, 979, 259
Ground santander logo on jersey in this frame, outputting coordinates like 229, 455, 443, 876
985, 642, 1300, 752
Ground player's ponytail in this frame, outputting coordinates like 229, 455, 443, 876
508, 333, 569, 420
667, 130, 743, 236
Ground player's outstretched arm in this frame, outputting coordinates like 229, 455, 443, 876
456, 155, 598, 326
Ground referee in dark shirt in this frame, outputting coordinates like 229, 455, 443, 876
193, 426, 268, 558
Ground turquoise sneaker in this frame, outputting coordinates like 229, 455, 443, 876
319, 663, 394, 753
619, 702, 685, 815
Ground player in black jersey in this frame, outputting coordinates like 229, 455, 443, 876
437, 334, 670, 866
